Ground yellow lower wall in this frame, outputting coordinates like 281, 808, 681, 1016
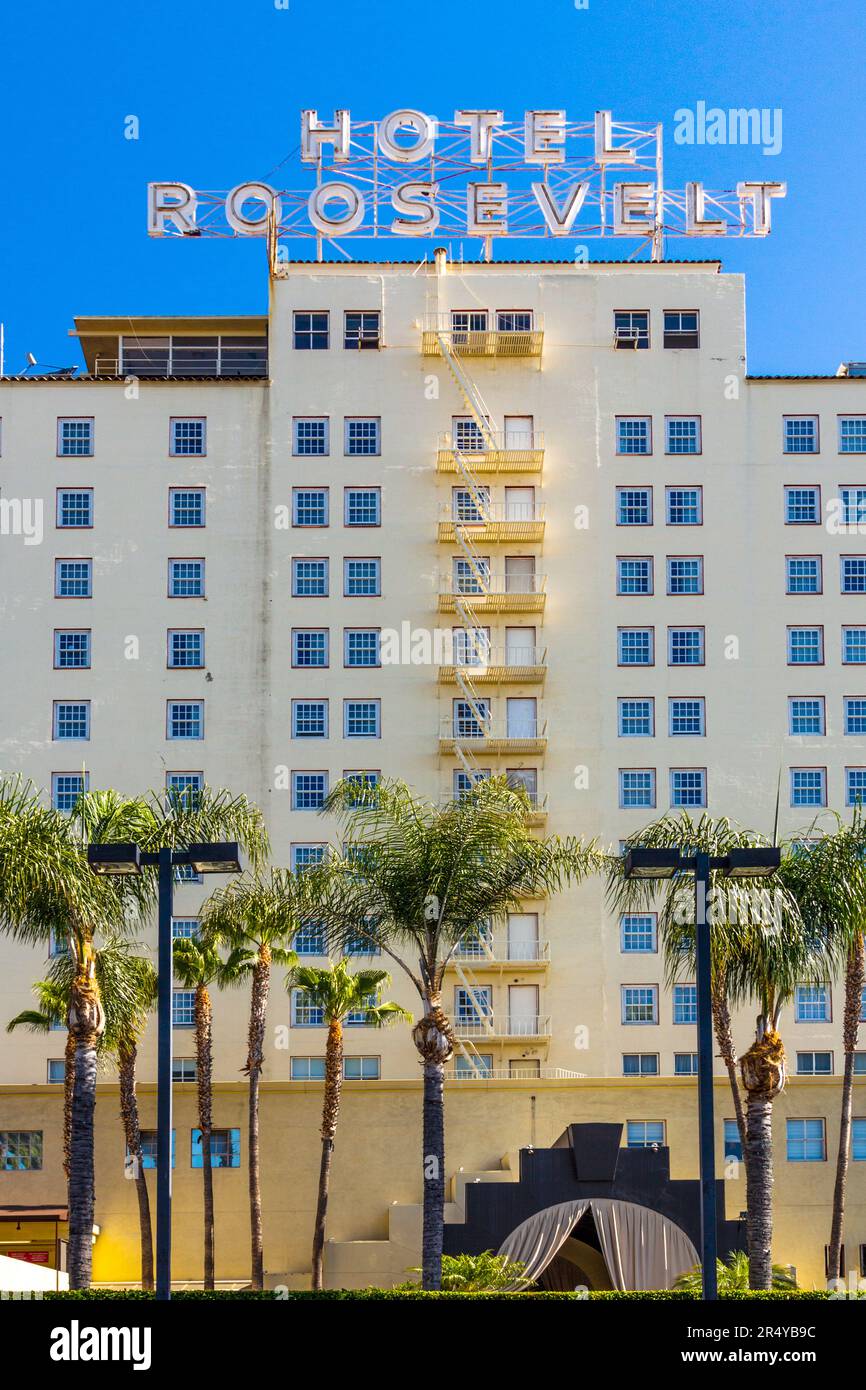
1, 1076, 863, 1290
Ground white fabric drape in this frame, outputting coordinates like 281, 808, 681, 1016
497, 1198, 699, 1290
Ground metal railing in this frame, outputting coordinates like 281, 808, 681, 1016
453, 1014, 552, 1037
449, 1066, 585, 1080
454, 938, 551, 963
448, 643, 548, 670
442, 572, 547, 598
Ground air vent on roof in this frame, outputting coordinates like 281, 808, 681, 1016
837, 362, 866, 377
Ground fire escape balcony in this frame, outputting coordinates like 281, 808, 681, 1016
438, 574, 547, 614
438, 504, 545, 544
439, 718, 548, 756
436, 430, 544, 474
421, 314, 544, 358
437, 645, 548, 685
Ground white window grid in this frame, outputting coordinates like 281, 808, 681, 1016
620, 914, 656, 952
666, 487, 701, 525
168, 631, 203, 668
668, 628, 704, 665
665, 417, 701, 454
626, 1121, 666, 1148
622, 1054, 659, 1076
55, 560, 92, 597
618, 628, 654, 665
841, 557, 866, 593
669, 698, 705, 736
344, 558, 380, 596
293, 630, 328, 667
292, 701, 328, 738
291, 1057, 326, 1080
290, 845, 326, 872
170, 489, 205, 526
622, 986, 658, 1025
344, 700, 380, 738
673, 984, 698, 1024
667, 557, 702, 594
57, 489, 93, 527
616, 487, 652, 525
617, 558, 652, 595
54, 630, 90, 668
293, 312, 329, 349
291, 772, 328, 810
839, 417, 866, 453
789, 698, 824, 736
172, 990, 196, 1028
786, 1118, 826, 1162
344, 629, 379, 666
618, 699, 654, 737
674, 1053, 699, 1076
345, 488, 381, 526
844, 698, 866, 735
169, 560, 205, 597
784, 416, 819, 453
846, 768, 866, 807
617, 417, 652, 455
345, 418, 380, 455
295, 921, 327, 955
619, 769, 656, 809
293, 489, 328, 527
293, 417, 329, 455
790, 768, 826, 807
788, 627, 823, 664
53, 701, 90, 740
843, 628, 866, 664
51, 772, 88, 813
292, 559, 328, 596
840, 487, 866, 526
784, 487, 820, 524
57, 418, 93, 456
670, 769, 706, 808
168, 701, 203, 739
786, 557, 821, 593
170, 418, 206, 456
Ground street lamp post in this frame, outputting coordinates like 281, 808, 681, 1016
88, 840, 241, 1301
624, 844, 780, 1301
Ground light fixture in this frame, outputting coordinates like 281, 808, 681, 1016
724, 847, 781, 879
623, 847, 682, 880
87, 843, 141, 875
187, 842, 241, 874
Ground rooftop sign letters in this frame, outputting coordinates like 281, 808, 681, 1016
148, 110, 786, 258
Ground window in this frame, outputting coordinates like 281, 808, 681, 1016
663, 311, 699, 348
784, 416, 819, 454
853, 1118, 866, 1161
844, 698, 866, 735
292, 989, 325, 1027
616, 557, 653, 595
172, 1058, 197, 1082
667, 557, 703, 595
784, 486, 820, 524
669, 698, 705, 736
796, 1051, 832, 1076
619, 769, 656, 808
294, 311, 329, 349
787, 627, 823, 665
293, 417, 329, 455
724, 1120, 743, 1162
292, 700, 328, 739
616, 417, 652, 455
290, 844, 325, 872
344, 700, 380, 738
134, 1131, 176, 1172
293, 488, 328, 527
166, 772, 203, 807
191, 1128, 241, 1168
51, 772, 88, 813
291, 772, 328, 810
795, 984, 830, 1022
168, 559, 205, 598
344, 311, 381, 349
46, 1058, 65, 1085
291, 1056, 326, 1080
790, 768, 826, 807
344, 558, 381, 596
616, 487, 652, 526
57, 489, 93, 528
452, 310, 489, 337
622, 1054, 659, 1077
496, 310, 533, 332
856, 1054, 866, 1075
344, 629, 379, 667
172, 990, 195, 1028
171, 918, 198, 939
668, 628, 704, 666
167, 701, 204, 740
841, 557, 866, 593
57, 418, 93, 456
0, 1131, 43, 1171
843, 628, 866, 664
839, 417, 866, 453
170, 418, 206, 456
613, 310, 649, 349
455, 985, 493, 1024
292, 558, 328, 597
626, 1121, 665, 1148
344, 488, 381, 526
789, 698, 825, 736
666, 487, 702, 526
53, 701, 90, 740
169, 488, 205, 527
846, 768, 866, 806
670, 768, 707, 808
839, 486, 866, 527
618, 628, 654, 666
54, 630, 91, 669
665, 417, 701, 454
786, 556, 822, 594
453, 555, 490, 594
786, 1118, 826, 1163
454, 1054, 494, 1077
343, 771, 381, 800
168, 630, 204, 668
674, 1053, 699, 1076
618, 698, 654, 737
345, 418, 380, 456
293, 629, 328, 668
55, 559, 92, 598
670, 984, 696, 1025
620, 914, 656, 953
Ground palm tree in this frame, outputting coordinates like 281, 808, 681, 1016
172, 935, 247, 1289
198, 870, 303, 1289
7, 937, 158, 1288
310, 776, 600, 1290
675, 1250, 797, 1294
285, 958, 410, 1289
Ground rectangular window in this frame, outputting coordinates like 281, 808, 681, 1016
168, 559, 205, 598
291, 772, 328, 810
51, 772, 88, 813
294, 311, 329, 349
616, 557, 653, 595
674, 1053, 699, 1076
345, 418, 381, 456
0, 1131, 43, 1171
627, 1120, 665, 1148
167, 700, 204, 740
57, 418, 94, 456
784, 416, 819, 454
292, 700, 328, 739
616, 417, 652, 455
169, 488, 205, 527
790, 767, 826, 807
839, 486, 866, 527
784, 486, 820, 524
454, 1054, 494, 1078
292, 558, 328, 597
622, 1054, 659, 1077
292, 989, 325, 1026
789, 697, 825, 736
54, 630, 91, 669
666, 487, 702, 526
172, 989, 195, 1028
135, 1131, 176, 1172
844, 698, 866, 735
618, 698, 654, 737
786, 556, 822, 594
290, 844, 326, 873
57, 489, 93, 528
787, 627, 823, 665
673, 983, 698, 1024
344, 311, 381, 349
786, 1118, 826, 1162
852, 1118, 866, 1161
292, 488, 328, 527
172, 1059, 197, 1082
293, 417, 329, 456
667, 557, 703, 595
294, 920, 327, 956
669, 698, 705, 736
496, 310, 533, 332
843, 628, 866, 664
53, 701, 90, 740
613, 310, 649, 349
170, 418, 206, 456
191, 1128, 241, 1168
668, 628, 704, 666
620, 914, 657, 953
55, 559, 92, 598
846, 768, 866, 807
619, 769, 656, 809
172, 918, 199, 940
166, 772, 203, 807
663, 311, 699, 348
292, 629, 328, 668
344, 629, 380, 667
344, 699, 380, 738
455, 985, 493, 1024
796, 1051, 833, 1076
724, 1120, 743, 1162
795, 984, 830, 1022
618, 628, 654, 666
344, 488, 381, 526
291, 1056, 326, 1080
841, 557, 866, 593
670, 768, 707, 808
839, 417, 866, 453
616, 487, 652, 526
344, 558, 381, 596
665, 417, 701, 455
168, 630, 204, 668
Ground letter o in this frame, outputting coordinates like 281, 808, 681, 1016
308, 182, 366, 235
377, 109, 436, 162
225, 182, 282, 235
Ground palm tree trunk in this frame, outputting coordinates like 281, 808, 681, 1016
828, 941, 865, 1279
312, 1018, 343, 1291
246, 946, 270, 1290
411, 992, 454, 1292
63, 1030, 75, 1178
118, 1040, 153, 1291
195, 984, 215, 1290
66, 944, 105, 1290
740, 1022, 786, 1290
712, 985, 747, 1147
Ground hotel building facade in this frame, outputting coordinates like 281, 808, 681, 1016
1, 254, 865, 1287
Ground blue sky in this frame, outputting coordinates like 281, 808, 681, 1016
1, 0, 864, 374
